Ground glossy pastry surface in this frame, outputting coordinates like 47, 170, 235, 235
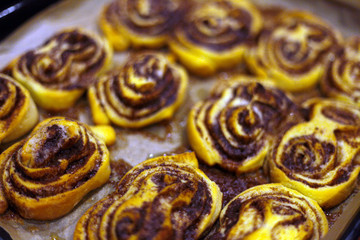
74, 152, 222, 240
321, 36, 360, 105
88, 52, 188, 128
246, 11, 342, 91
12, 28, 112, 111
207, 184, 328, 240
169, 0, 263, 76
100, 0, 187, 50
268, 99, 360, 208
0, 74, 38, 144
0, 117, 110, 220
187, 76, 299, 174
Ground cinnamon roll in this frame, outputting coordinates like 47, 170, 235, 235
207, 184, 328, 240
169, 0, 263, 77
99, 0, 187, 51
187, 76, 299, 174
0, 74, 38, 144
246, 11, 342, 92
321, 36, 360, 105
268, 99, 360, 208
74, 152, 222, 240
12, 28, 112, 111
88, 52, 188, 128
0, 117, 110, 220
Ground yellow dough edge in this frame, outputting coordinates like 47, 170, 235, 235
269, 159, 360, 208
222, 183, 328, 240
99, 5, 167, 51
246, 49, 325, 92
0, 138, 110, 220
0, 79, 38, 143
187, 103, 223, 166
11, 34, 113, 111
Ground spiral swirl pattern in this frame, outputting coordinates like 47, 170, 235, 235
169, 0, 263, 76
246, 11, 342, 92
321, 36, 360, 105
187, 76, 298, 174
0, 74, 38, 144
268, 99, 360, 208
88, 52, 188, 128
207, 184, 328, 240
0, 117, 110, 220
74, 152, 222, 240
12, 28, 112, 111
100, 0, 187, 50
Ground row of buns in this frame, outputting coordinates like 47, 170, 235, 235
0, 0, 360, 239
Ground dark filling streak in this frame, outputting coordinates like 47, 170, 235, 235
19, 30, 106, 90
115, 205, 148, 240
208, 193, 321, 239
113, 166, 213, 240
222, 198, 264, 239
322, 106, 360, 125
103, 58, 180, 120
199, 163, 268, 206
261, 20, 339, 75
335, 128, 360, 148
109, 159, 133, 186
282, 137, 334, 173
0, 83, 24, 131
82, 196, 116, 239
208, 114, 260, 160
0, 79, 10, 107
275, 134, 355, 188
6, 133, 101, 198
201, 83, 298, 167
181, 1, 254, 51
34, 125, 67, 168
108, 0, 186, 36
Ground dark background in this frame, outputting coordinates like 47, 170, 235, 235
0, 0, 359, 239
0, 0, 59, 41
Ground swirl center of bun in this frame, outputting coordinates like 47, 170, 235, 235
281, 136, 335, 175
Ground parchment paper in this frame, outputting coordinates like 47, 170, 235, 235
0, 0, 359, 239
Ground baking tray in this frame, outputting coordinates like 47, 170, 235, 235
0, 0, 360, 239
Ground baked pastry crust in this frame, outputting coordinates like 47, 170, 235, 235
207, 184, 328, 240
0, 74, 38, 144
74, 152, 222, 240
99, 0, 187, 51
0, 117, 110, 220
88, 52, 188, 128
169, 0, 263, 77
246, 11, 342, 92
268, 99, 360, 208
187, 75, 299, 174
12, 27, 112, 111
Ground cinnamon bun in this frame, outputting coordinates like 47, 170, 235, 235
74, 152, 222, 240
12, 28, 112, 111
0, 117, 111, 220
